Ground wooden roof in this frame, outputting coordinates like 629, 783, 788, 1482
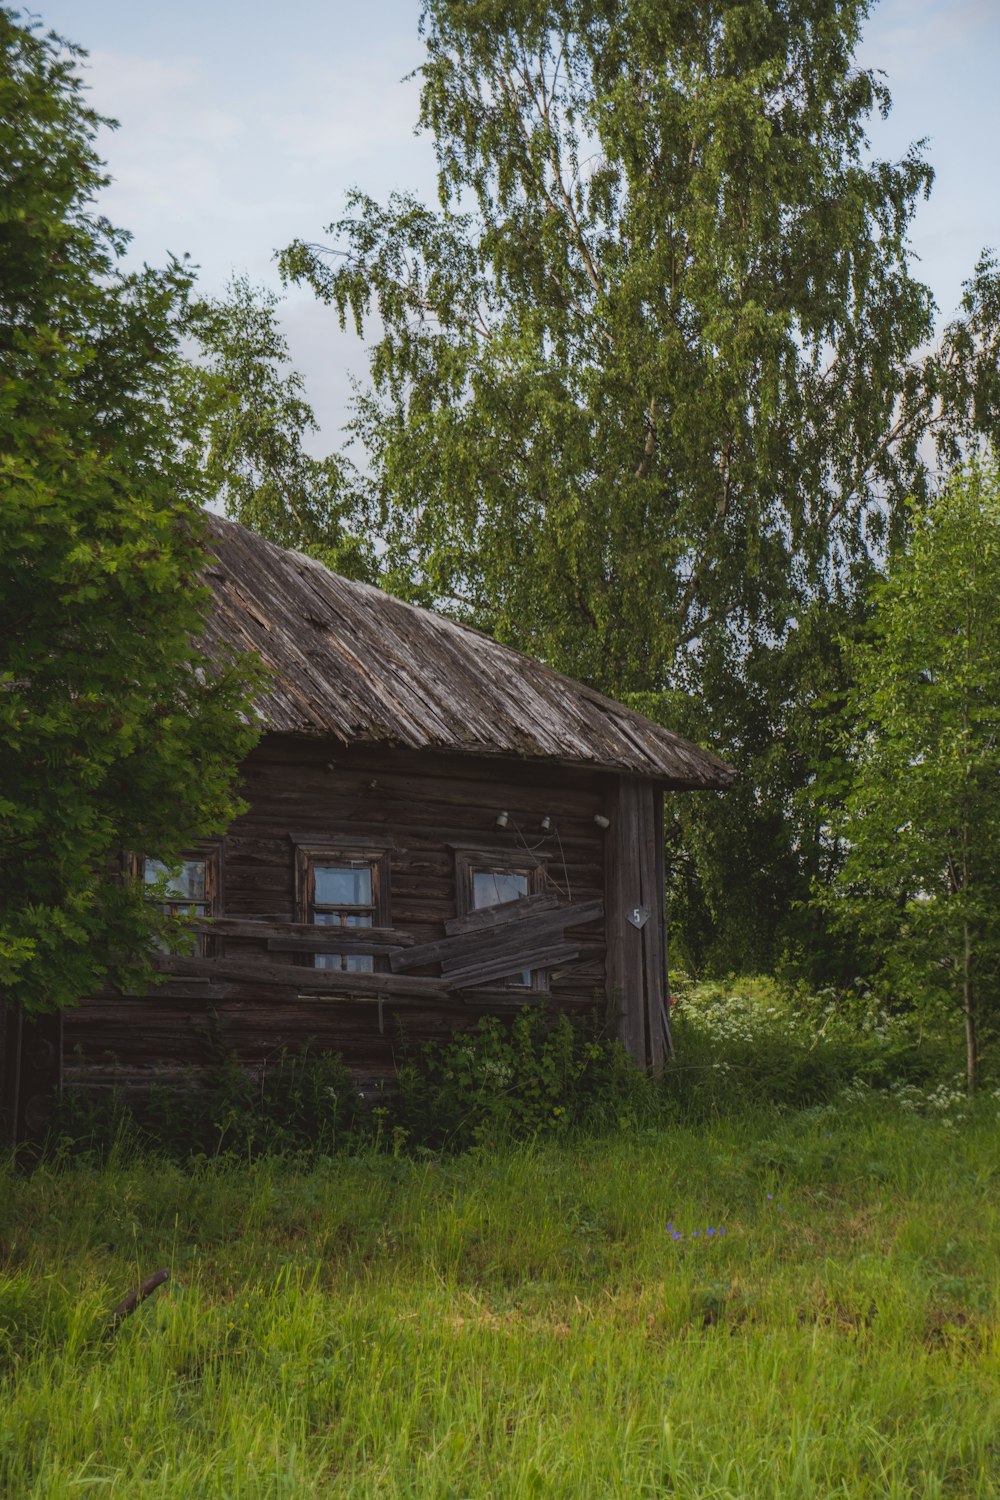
200, 515, 734, 789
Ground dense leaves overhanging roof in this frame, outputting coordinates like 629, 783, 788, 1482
200, 515, 734, 789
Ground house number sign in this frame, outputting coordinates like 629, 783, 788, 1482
626, 904, 649, 930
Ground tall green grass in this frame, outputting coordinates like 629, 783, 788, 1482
1, 1101, 997, 1496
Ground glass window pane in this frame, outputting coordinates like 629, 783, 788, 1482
314, 864, 372, 906
312, 952, 375, 973
164, 902, 207, 919
144, 858, 206, 901
472, 869, 528, 909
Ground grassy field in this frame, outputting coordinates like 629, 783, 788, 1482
0, 1101, 997, 1498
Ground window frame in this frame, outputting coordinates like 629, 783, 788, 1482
454, 848, 547, 993
134, 845, 222, 956
294, 843, 392, 972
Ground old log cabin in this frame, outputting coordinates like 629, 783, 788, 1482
6, 516, 733, 1138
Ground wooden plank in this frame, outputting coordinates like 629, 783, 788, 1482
287, 829, 398, 850
394, 898, 602, 973
443, 941, 586, 991
542, 944, 604, 981
157, 955, 446, 999
442, 891, 561, 938
439, 900, 603, 974
299, 991, 464, 1011
119, 982, 235, 1000
246, 736, 607, 794
193, 917, 415, 946
267, 936, 405, 957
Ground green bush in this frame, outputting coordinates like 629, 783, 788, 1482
666, 974, 961, 1119
383, 1007, 658, 1151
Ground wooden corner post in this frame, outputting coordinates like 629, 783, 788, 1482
0, 1004, 63, 1148
603, 778, 669, 1070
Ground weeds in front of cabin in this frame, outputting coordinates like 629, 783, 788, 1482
389, 1006, 656, 1150
49, 978, 994, 1163
1, 1106, 998, 1497
53, 1044, 364, 1161
51, 1008, 656, 1161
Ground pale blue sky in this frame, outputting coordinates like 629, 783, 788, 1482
41, 0, 1000, 445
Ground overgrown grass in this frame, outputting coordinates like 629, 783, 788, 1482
2, 1100, 998, 1496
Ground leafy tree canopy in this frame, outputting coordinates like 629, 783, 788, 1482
280, 0, 1000, 971
0, 9, 265, 1012
189, 275, 376, 581
817, 465, 1000, 1093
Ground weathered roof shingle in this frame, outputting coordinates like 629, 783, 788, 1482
201, 515, 733, 788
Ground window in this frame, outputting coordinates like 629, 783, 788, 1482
471, 868, 531, 910
141, 852, 218, 955
295, 847, 390, 971
455, 851, 545, 990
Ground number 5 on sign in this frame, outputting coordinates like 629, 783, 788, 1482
627, 905, 649, 929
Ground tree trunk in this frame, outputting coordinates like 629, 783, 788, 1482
963, 921, 977, 1096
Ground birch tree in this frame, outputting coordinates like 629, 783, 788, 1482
280, 0, 1000, 968
823, 467, 1000, 1093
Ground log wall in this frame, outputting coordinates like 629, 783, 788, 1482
65, 735, 626, 1095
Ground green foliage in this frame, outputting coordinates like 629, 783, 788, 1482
189, 276, 377, 580
280, 0, 1000, 973
817, 465, 1000, 1092
667, 975, 956, 1119
0, 10, 264, 1012
389, 1007, 656, 1150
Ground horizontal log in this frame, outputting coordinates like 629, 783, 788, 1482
221, 868, 290, 894
84, 980, 239, 1001
192, 917, 415, 946
156, 955, 445, 999
266, 936, 405, 957
233, 809, 603, 853
248, 754, 605, 809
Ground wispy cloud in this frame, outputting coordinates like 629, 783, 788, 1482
82, 39, 437, 286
